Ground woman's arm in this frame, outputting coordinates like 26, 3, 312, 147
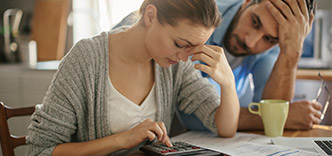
214, 83, 239, 137
52, 133, 123, 156
52, 119, 172, 156
190, 45, 240, 137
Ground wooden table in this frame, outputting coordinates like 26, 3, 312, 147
246, 124, 332, 137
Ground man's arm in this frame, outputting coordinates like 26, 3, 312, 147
261, 0, 321, 130
238, 100, 322, 130
238, 107, 264, 130
262, 0, 315, 101
262, 51, 298, 100
239, 0, 322, 130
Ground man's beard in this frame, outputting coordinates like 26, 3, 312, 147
223, 9, 252, 57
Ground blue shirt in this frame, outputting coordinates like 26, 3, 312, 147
206, 0, 280, 107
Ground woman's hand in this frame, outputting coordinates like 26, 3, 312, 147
189, 45, 240, 137
117, 119, 172, 149
190, 45, 235, 88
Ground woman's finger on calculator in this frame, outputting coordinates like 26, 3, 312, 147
146, 130, 157, 141
165, 136, 173, 147
137, 119, 172, 147
157, 122, 168, 143
148, 121, 164, 141
158, 125, 172, 147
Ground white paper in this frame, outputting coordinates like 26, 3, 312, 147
272, 137, 332, 154
171, 131, 319, 156
171, 131, 272, 146
220, 142, 320, 156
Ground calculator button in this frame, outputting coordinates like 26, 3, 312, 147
139, 141, 218, 156
161, 150, 168, 153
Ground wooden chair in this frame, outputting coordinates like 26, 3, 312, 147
0, 101, 35, 156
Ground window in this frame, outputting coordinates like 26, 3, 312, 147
71, 0, 143, 43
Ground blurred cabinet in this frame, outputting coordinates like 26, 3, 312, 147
31, 0, 71, 61
0, 64, 56, 156
0, 64, 56, 107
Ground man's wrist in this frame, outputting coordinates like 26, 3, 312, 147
277, 49, 301, 68
280, 46, 302, 60
238, 107, 264, 130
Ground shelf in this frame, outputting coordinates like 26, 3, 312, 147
296, 69, 332, 81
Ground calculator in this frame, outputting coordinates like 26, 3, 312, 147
139, 141, 227, 156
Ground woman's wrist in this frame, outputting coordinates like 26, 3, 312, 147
219, 80, 236, 91
108, 132, 128, 150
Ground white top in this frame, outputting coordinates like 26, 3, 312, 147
108, 77, 157, 134
224, 49, 244, 69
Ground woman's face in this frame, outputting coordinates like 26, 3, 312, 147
145, 19, 214, 68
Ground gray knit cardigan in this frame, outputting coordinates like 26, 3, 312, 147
26, 30, 220, 155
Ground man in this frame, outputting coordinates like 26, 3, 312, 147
113, 0, 321, 131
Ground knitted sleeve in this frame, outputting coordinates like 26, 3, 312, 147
175, 61, 220, 134
26, 39, 94, 156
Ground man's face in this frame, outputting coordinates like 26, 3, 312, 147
224, 0, 279, 56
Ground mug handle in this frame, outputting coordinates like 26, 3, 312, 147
248, 103, 261, 116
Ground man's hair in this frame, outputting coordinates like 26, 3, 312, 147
139, 0, 222, 28
252, 0, 315, 14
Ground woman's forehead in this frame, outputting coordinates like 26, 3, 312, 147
166, 21, 214, 46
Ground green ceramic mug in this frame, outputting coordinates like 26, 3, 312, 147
248, 100, 289, 137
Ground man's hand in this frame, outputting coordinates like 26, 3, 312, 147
285, 100, 322, 130
262, 0, 316, 102
267, 0, 315, 59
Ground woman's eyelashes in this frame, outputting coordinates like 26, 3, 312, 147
174, 41, 184, 48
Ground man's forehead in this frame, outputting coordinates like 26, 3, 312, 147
251, 1, 279, 38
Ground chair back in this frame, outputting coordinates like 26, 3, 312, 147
0, 101, 35, 156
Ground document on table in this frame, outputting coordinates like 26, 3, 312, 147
171, 131, 319, 156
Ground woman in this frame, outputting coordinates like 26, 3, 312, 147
26, 0, 240, 155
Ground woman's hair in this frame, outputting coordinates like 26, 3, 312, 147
139, 0, 222, 28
